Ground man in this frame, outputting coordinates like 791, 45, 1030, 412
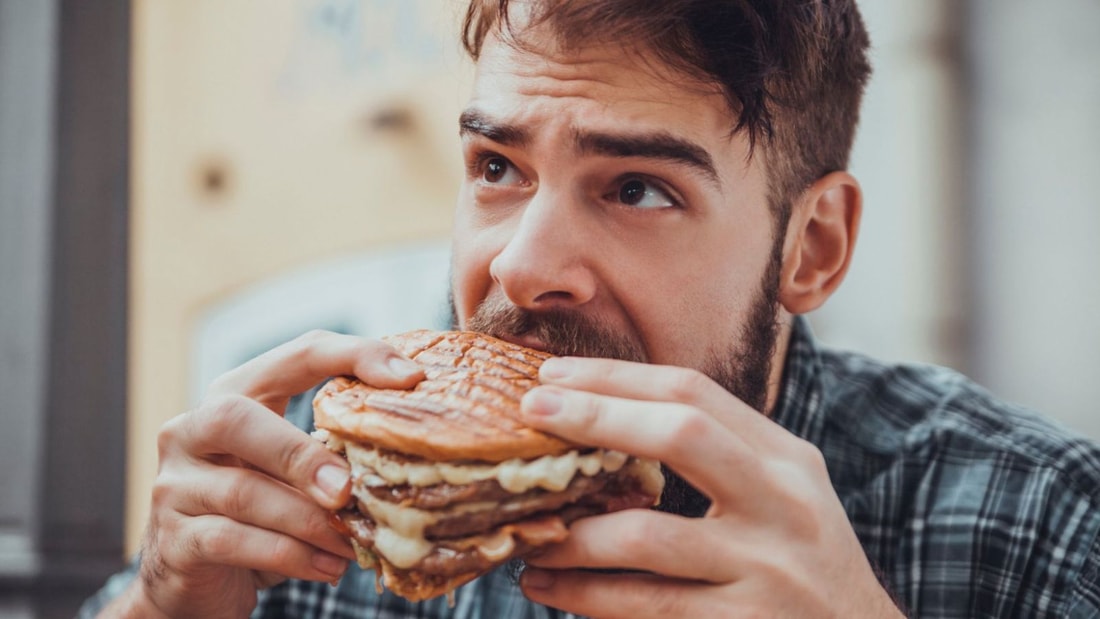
84, 1, 1100, 617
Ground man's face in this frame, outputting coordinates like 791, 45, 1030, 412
451, 32, 783, 414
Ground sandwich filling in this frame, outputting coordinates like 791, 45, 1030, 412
315, 429, 663, 580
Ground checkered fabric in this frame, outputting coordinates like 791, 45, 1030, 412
79, 317, 1100, 617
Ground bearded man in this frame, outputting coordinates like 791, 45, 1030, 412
83, 1, 1100, 617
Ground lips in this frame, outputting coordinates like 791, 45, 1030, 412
496, 332, 550, 353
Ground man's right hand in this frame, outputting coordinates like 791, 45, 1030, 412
105, 331, 424, 618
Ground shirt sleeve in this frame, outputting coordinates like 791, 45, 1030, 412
74, 556, 140, 618
1066, 530, 1100, 618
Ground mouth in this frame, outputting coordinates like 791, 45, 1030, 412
495, 333, 551, 353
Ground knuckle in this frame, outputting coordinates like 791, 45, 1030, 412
616, 518, 654, 556
581, 392, 607, 423
352, 339, 404, 376
668, 367, 711, 402
156, 415, 187, 458
800, 440, 829, 473
667, 406, 713, 449
637, 518, 682, 557
193, 520, 234, 562
786, 437, 831, 485
769, 471, 824, 542
268, 533, 302, 567
201, 393, 252, 436
150, 473, 179, 511
358, 337, 394, 356
620, 516, 680, 567
279, 434, 322, 482
296, 328, 332, 346
220, 472, 251, 519
289, 329, 334, 363
194, 469, 253, 521
788, 435, 825, 464
197, 488, 219, 519
789, 496, 823, 540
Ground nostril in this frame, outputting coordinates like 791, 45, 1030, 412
532, 290, 575, 305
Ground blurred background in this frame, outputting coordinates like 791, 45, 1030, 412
1, 0, 1098, 616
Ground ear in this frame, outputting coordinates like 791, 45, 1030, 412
778, 171, 862, 315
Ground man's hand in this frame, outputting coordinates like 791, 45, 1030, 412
106, 331, 423, 619
517, 357, 904, 619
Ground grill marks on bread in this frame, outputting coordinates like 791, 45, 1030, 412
313, 331, 575, 461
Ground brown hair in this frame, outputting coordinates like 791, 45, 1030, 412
462, 0, 871, 231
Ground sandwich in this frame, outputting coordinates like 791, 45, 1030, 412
312, 330, 665, 602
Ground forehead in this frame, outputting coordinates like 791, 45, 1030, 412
469, 33, 742, 151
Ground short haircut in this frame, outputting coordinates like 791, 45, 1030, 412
462, 0, 872, 233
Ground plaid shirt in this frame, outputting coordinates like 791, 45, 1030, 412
80, 316, 1100, 617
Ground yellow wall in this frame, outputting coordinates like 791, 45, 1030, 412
127, 0, 472, 552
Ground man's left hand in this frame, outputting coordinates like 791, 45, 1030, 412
518, 357, 905, 619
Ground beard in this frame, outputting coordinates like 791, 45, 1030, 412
451, 249, 783, 519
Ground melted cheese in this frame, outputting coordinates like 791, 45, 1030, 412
343, 443, 629, 493
373, 525, 434, 569
356, 489, 501, 568
313, 429, 664, 569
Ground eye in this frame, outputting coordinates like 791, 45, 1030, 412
480, 156, 523, 185
613, 177, 677, 209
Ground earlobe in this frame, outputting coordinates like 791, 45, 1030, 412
779, 171, 862, 315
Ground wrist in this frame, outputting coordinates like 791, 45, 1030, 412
104, 579, 173, 619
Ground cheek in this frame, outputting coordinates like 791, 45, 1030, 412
450, 201, 497, 327
626, 229, 771, 366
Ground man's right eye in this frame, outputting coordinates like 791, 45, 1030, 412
480, 156, 522, 185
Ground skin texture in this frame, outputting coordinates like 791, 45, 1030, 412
104, 23, 896, 619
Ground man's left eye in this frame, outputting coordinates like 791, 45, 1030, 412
613, 178, 676, 209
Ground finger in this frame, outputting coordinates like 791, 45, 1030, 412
169, 396, 352, 509
521, 386, 758, 504
524, 510, 735, 582
170, 514, 349, 583
539, 357, 769, 436
173, 464, 355, 560
206, 330, 423, 411
521, 568, 715, 619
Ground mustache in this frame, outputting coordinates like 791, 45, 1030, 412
465, 294, 647, 362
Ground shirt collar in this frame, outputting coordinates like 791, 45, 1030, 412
769, 314, 827, 446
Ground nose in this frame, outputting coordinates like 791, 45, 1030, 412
489, 191, 597, 311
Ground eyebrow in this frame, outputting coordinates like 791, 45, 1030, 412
458, 107, 719, 185
574, 130, 719, 185
459, 109, 530, 148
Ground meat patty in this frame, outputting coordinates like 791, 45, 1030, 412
362, 477, 517, 509
336, 474, 657, 577
335, 511, 573, 577
423, 474, 611, 538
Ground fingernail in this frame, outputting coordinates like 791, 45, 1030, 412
525, 388, 563, 417
313, 551, 348, 578
315, 464, 349, 500
540, 358, 572, 380
523, 567, 555, 590
387, 355, 420, 378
